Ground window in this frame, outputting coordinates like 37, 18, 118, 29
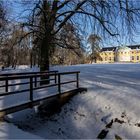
109, 57, 111, 61
131, 56, 134, 60
137, 56, 139, 60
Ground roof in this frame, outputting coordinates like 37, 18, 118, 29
127, 45, 140, 49
101, 47, 116, 51
101, 45, 140, 52
117, 46, 131, 51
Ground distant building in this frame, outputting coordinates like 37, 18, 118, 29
97, 47, 116, 63
96, 45, 140, 63
116, 46, 131, 62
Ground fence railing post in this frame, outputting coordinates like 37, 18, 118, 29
5, 78, 8, 92
30, 77, 33, 102
34, 76, 37, 87
54, 72, 57, 83
76, 72, 79, 88
58, 73, 61, 94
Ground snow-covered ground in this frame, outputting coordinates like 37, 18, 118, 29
0, 122, 42, 139
1, 63, 140, 139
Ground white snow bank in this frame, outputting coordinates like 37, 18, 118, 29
0, 122, 43, 139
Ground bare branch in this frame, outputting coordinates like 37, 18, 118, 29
54, 0, 87, 34
57, 0, 70, 10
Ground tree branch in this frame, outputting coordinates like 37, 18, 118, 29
57, 0, 71, 10
75, 11, 119, 36
54, 0, 87, 35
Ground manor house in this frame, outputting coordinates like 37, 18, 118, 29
97, 45, 140, 63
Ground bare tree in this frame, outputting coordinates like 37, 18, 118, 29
0, 24, 30, 68
0, 0, 7, 45
0, 1, 6, 29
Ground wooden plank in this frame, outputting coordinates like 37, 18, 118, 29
0, 70, 58, 77
0, 78, 56, 88
60, 80, 77, 85
58, 71, 80, 75
0, 73, 56, 81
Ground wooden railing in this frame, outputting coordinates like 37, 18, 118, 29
0, 70, 58, 77
57, 71, 79, 94
0, 70, 58, 92
0, 71, 80, 105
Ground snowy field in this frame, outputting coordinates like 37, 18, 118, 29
1, 63, 140, 139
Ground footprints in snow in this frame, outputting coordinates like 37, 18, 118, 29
98, 111, 140, 139
97, 111, 128, 139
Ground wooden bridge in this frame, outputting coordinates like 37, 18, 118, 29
0, 70, 87, 117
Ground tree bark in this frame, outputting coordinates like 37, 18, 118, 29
40, 36, 50, 85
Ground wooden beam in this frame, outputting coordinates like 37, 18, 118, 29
0, 87, 87, 118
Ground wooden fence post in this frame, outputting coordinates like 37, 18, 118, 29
5, 79, 8, 92
58, 73, 61, 94
34, 76, 37, 87
54, 72, 57, 83
76, 72, 79, 88
30, 77, 33, 102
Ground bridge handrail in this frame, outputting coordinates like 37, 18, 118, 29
0, 70, 58, 77
0, 71, 80, 98
0, 71, 87, 117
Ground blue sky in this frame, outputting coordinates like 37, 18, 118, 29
9, 0, 140, 48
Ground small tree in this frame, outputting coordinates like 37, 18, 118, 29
88, 34, 102, 63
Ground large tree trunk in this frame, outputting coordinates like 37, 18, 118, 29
40, 36, 50, 85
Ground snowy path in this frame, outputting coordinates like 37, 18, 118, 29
3, 64, 140, 139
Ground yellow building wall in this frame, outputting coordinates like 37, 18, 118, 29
98, 51, 115, 63
97, 49, 140, 63
130, 50, 140, 63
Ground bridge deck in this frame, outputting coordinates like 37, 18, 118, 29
0, 87, 87, 117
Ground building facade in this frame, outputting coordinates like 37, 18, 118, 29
96, 45, 140, 63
